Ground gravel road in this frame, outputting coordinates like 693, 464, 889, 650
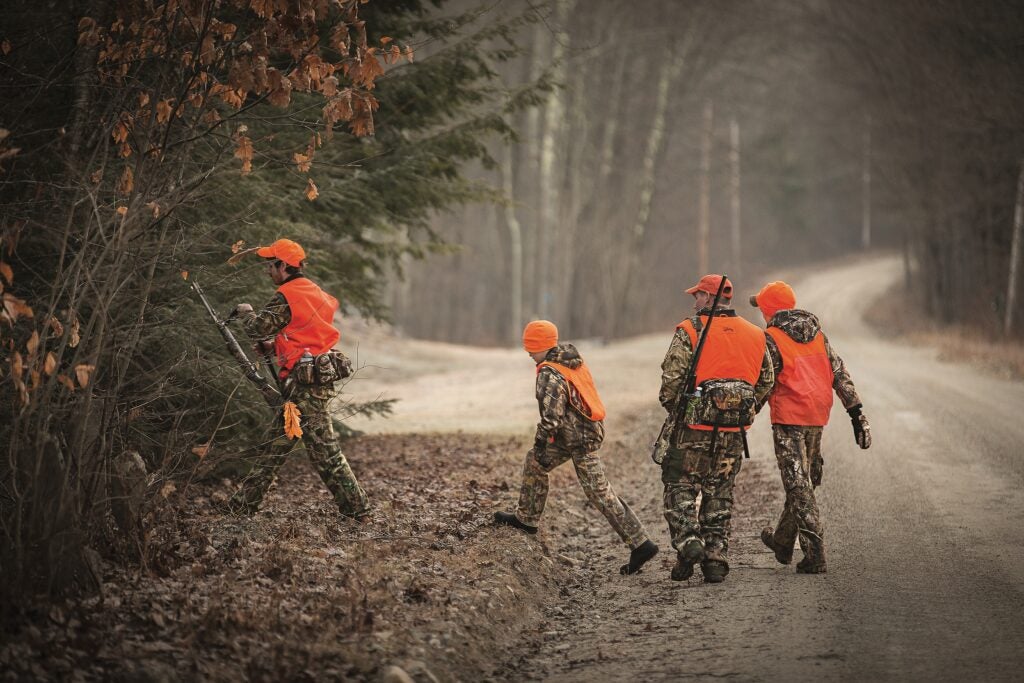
346, 254, 1024, 681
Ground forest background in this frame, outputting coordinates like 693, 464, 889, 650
2, 0, 1023, 610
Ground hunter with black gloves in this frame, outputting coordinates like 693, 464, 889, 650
751, 281, 871, 574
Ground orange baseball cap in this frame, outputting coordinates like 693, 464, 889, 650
685, 274, 732, 298
523, 320, 558, 353
256, 238, 306, 267
749, 281, 796, 320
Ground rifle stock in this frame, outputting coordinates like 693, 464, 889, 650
191, 278, 281, 408
651, 275, 730, 463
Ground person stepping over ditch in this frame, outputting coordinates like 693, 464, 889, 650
494, 320, 658, 575
750, 281, 871, 574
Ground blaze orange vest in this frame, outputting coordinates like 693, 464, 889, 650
537, 361, 607, 422
677, 313, 766, 431
274, 277, 340, 378
765, 326, 834, 426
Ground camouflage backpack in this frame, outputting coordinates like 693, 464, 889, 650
683, 378, 757, 428
293, 350, 352, 385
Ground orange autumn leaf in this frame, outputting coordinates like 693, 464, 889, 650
74, 363, 95, 388
67, 314, 80, 348
155, 99, 173, 124
0, 261, 12, 284
380, 36, 393, 45
231, 240, 246, 254
25, 330, 39, 357
117, 166, 134, 195
293, 152, 312, 172
283, 400, 303, 439
191, 442, 211, 459
3, 292, 33, 322
57, 374, 76, 392
116, 206, 128, 216
234, 135, 253, 175
112, 120, 130, 144
181, 270, 188, 280
146, 201, 160, 218
305, 177, 319, 201
43, 352, 56, 376
11, 350, 23, 379
48, 316, 63, 337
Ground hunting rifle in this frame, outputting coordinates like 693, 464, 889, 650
191, 277, 281, 408
650, 275, 730, 464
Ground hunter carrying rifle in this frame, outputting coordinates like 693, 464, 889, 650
657, 274, 774, 583
206, 238, 369, 520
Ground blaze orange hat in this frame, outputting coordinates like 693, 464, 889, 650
685, 274, 733, 298
523, 320, 558, 353
256, 238, 306, 268
749, 281, 796, 321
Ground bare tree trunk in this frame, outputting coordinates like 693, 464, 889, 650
522, 21, 548, 319
611, 40, 685, 334
729, 117, 741, 278
536, 0, 574, 320
862, 113, 872, 250
698, 99, 714, 274
1004, 159, 1024, 335
501, 145, 523, 342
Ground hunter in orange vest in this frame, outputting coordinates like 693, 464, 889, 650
227, 238, 369, 520
495, 320, 659, 576
660, 275, 775, 584
750, 281, 871, 574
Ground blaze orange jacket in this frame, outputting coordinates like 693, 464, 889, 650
537, 361, 607, 422
766, 326, 834, 426
678, 313, 766, 431
274, 277, 340, 377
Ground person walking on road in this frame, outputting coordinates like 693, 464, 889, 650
751, 281, 871, 574
659, 275, 775, 583
227, 238, 370, 520
495, 320, 659, 575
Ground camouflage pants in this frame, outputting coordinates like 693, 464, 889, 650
769, 424, 824, 564
661, 428, 745, 564
230, 383, 369, 517
515, 444, 650, 550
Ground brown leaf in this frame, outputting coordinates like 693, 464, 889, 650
25, 330, 39, 357
116, 206, 128, 216
146, 201, 160, 218
380, 36, 393, 45
283, 401, 303, 439
234, 135, 253, 175
293, 152, 312, 173
181, 270, 188, 280
112, 120, 130, 144
90, 169, 102, 184
117, 166, 134, 195
48, 316, 63, 337
304, 177, 319, 201
3, 292, 33, 322
1, 40, 11, 56
404, 45, 415, 63
191, 442, 211, 459
159, 481, 176, 499
0, 261, 12, 285
155, 99, 173, 124
11, 350, 23, 379
74, 363, 95, 388
43, 352, 56, 376
138, 92, 150, 108
226, 246, 261, 266
231, 240, 246, 254
57, 374, 75, 392
68, 314, 80, 348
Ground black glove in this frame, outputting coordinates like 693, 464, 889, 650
848, 405, 871, 449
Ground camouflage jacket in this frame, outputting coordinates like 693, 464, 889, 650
534, 344, 605, 454
763, 309, 862, 411
659, 308, 775, 413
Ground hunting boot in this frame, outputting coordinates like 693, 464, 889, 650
620, 539, 659, 575
761, 526, 793, 565
493, 511, 538, 535
671, 538, 704, 581
796, 545, 827, 574
701, 559, 729, 584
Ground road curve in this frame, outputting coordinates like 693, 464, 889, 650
503, 254, 1024, 681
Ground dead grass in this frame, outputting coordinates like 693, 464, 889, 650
865, 284, 1024, 381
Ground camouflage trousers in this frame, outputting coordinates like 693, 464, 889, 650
769, 424, 824, 564
230, 383, 369, 518
661, 428, 745, 564
515, 444, 650, 550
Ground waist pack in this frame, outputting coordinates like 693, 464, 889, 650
292, 350, 352, 386
683, 378, 756, 428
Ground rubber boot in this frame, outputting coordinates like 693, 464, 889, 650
620, 539, 659, 575
671, 538, 704, 581
493, 511, 538, 535
761, 526, 793, 565
701, 559, 729, 584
